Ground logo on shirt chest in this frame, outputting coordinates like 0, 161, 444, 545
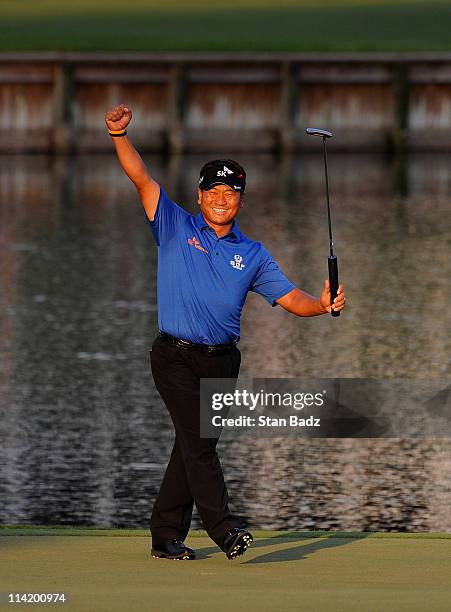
230, 254, 246, 271
187, 236, 208, 254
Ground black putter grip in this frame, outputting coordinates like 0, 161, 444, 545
328, 255, 340, 317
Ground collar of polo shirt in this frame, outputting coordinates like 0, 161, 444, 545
194, 212, 241, 241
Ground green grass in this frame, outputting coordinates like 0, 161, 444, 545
1, 526, 451, 538
2, 529, 451, 611
1, 1, 451, 52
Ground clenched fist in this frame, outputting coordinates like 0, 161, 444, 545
105, 103, 132, 131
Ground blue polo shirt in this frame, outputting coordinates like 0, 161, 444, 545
145, 185, 296, 345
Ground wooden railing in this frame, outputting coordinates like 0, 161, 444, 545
1, 52, 451, 153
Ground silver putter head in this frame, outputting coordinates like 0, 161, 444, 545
306, 127, 333, 139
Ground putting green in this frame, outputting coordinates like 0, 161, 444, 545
1, 529, 450, 611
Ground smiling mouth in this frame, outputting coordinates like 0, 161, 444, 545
212, 207, 229, 214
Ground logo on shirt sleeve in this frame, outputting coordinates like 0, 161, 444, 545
230, 254, 245, 270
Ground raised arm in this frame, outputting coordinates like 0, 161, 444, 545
105, 103, 160, 221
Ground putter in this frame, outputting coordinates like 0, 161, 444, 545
306, 127, 340, 317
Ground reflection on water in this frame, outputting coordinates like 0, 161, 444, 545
0, 153, 450, 531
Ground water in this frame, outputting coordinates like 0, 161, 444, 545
0, 152, 450, 531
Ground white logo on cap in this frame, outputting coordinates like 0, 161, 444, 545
217, 165, 234, 177
230, 254, 245, 271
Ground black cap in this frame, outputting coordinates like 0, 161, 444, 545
199, 159, 246, 193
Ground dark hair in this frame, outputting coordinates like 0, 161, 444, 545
199, 159, 246, 192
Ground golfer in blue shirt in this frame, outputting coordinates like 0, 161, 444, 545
106, 104, 346, 561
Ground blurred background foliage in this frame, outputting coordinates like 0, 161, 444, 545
1, 0, 451, 52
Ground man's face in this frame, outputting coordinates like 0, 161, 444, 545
198, 184, 243, 227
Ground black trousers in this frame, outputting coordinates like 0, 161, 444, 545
149, 334, 244, 549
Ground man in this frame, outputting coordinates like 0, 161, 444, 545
105, 103, 346, 561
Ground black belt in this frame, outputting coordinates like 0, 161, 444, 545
158, 331, 238, 355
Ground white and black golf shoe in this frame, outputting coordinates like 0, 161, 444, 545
151, 539, 195, 560
222, 528, 253, 560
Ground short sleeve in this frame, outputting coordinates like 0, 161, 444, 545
145, 185, 189, 246
250, 245, 296, 307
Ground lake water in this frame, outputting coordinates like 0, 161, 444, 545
0, 152, 450, 532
